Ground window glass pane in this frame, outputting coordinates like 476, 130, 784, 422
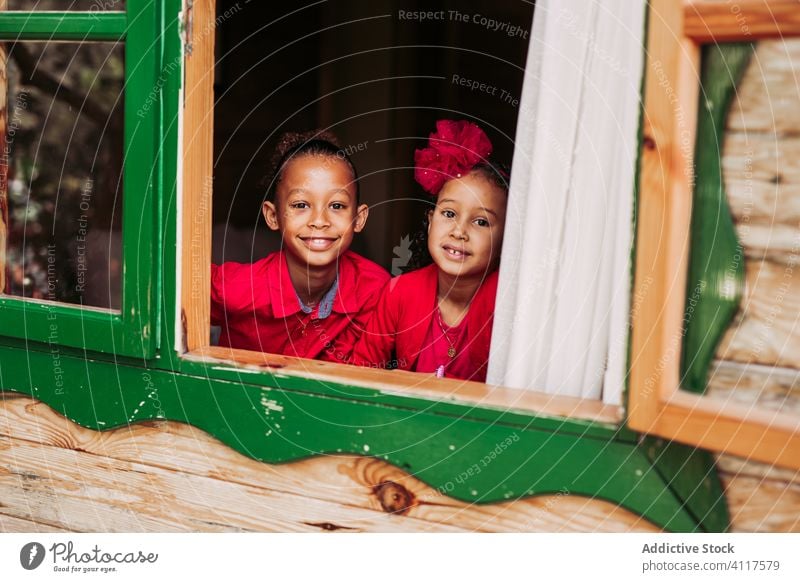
1, 41, 124, 310
4, 1, 126, 9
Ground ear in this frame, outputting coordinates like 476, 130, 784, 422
262, 201, 280, 231
353, 203, 369, 233
426, 208, 434, 234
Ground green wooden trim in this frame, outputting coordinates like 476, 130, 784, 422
121, 0, 161, 358
0, 1, 160, 358
642, 437, 729, 532
0, 332, 636, 442
0, 13, 126, 40
681, 44, 754, 393
175, 357, 634, 441
0, 342, 715, 531
159, 0, 181, 366
0, 301, 122, 353
152, 0, 168, 351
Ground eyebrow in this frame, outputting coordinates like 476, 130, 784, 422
438, 198, 498, 217
286, 188, 352, 196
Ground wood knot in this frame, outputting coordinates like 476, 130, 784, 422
642, 135, 657, 151
373, 480, 415, 515
303, 521, 357, 532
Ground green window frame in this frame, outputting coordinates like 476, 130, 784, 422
0, 2, 160, 358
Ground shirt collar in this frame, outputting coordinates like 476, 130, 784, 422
269, 251, 360, 318
295, 276, 338, 319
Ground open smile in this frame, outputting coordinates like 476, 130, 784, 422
300, 236, 339, 251
441, 244, 471, 261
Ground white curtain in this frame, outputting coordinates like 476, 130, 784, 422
487, 0, 647, 404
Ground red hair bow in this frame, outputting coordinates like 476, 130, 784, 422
414, 120, 493, 195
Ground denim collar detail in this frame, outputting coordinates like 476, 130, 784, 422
296, 276, 339, 320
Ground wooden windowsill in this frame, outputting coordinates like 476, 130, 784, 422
183, 346, 623, 426
684, 0, 800, 43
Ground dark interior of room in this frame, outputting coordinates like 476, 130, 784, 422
212, 0, 534, 271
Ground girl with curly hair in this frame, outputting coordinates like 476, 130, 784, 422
353, 120, 509, 381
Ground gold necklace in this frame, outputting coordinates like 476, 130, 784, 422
436, 309, 458, 359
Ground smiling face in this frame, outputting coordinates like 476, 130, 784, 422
427, 171, 507, 281
262, 154, 368, 273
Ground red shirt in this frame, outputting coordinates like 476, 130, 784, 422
352, 264, 498, 382
210, 250, 389, 362
415, 312, 477, 380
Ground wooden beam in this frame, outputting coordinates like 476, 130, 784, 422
657, 391, 800, 469
629, 0, 700, 430
190, 346, 624, 425
181, 0, 215, 352
685, 0, 800, 42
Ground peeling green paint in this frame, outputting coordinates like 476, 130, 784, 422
681, 43, 754, 393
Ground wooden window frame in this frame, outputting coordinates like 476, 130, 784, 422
178, 0, 622, 427
629, 0, 800, 469
0, 2, 161, 358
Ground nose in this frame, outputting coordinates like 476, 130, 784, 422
308, 207, 330, 229
450, 220, 468, 241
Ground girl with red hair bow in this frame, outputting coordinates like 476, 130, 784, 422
352, 120, 509, 382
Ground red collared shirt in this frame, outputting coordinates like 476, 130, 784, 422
352, 264, 498, 382
211, 250, 389, 362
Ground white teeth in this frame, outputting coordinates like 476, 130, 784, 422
305, 238, 334, 249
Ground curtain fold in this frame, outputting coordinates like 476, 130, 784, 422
487, 0, 647, 404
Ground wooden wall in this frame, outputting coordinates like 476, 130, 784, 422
709, 39, 800, 531
714, 40, 800, 404
0, 393, 659, 533
1, 391, 797, 532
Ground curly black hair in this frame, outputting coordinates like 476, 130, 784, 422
264, 129, 360, 204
